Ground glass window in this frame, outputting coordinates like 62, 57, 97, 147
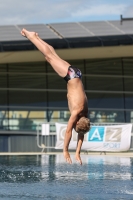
0, 64, 7, 72
85, 58, 122, 75
0, 110, 8, 130
67, 60, 85, 72
122, 58, 133, 92
86, 76, 123, 91
0, 74, 7, 89
125, 110, 132, 123
47, 74, 66, 90
8, 62, 47, 89
48, 91, 68, 107
123, 58, 133, 92
89, 110, 125, 123
9, 74, 47, 89
124, 78, 133, 92
125, 94, 133, 109
130, 111, 133, 123
0, 90, 7, 106
7, 110, 47, 131
87, 92, 124, 109
0, 136, 8, 151
9, 62, 46, 73
9, 91, 47, 107
0, 57, 133, 126
123, 58, 133, 76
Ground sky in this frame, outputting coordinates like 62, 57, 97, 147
0, 0, 133, 25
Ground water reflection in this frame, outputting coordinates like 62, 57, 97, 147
0, 155, 133, 199
0, 155, 133, 182
87, 156, 132, 180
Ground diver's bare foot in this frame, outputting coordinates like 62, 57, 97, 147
35, 32, 39, 39
21, 28, 37, 40
35, 32, 39, 37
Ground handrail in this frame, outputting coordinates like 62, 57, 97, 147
36, 123, 55, 152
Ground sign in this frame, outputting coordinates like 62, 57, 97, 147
42, 123, 50, 135
55, 123, 132, 151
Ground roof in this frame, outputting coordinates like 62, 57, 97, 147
0, 20, 133, 52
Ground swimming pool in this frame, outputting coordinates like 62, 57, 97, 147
0, 154, 133, 200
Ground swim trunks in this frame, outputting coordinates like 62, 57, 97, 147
64, 66, 82, 82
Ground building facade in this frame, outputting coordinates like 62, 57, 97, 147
0, 21, 133, 151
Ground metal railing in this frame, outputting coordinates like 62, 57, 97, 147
37, 123, 56, 152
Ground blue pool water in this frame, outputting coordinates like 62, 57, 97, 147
0, 154, 133, 200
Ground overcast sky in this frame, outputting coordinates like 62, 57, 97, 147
0, 0, 133, 25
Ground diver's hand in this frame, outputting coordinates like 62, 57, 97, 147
75, 153, 82, 165
63, 151, 72, 164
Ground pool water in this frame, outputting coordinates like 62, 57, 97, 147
0, 154, 133, 200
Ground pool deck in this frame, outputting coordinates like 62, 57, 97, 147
0, 151, 133, 157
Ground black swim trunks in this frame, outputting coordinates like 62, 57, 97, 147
64, 66, 82, 82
